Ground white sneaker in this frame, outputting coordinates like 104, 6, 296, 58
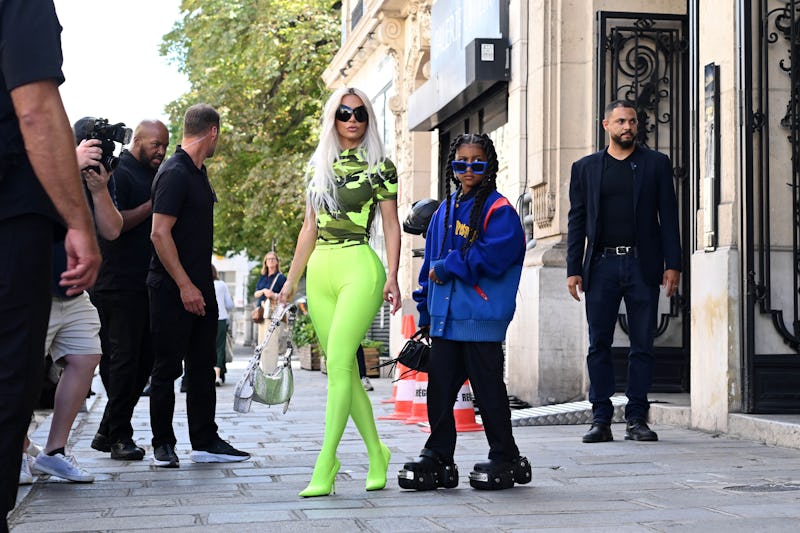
361, 376, 374, 391
19, 453, 33, 485
31, 452, 94, 483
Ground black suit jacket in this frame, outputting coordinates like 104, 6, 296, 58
567, 145, 682, 291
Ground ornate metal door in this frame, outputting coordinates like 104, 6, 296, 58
741, 0, 800, 412
596, 12, 691, 392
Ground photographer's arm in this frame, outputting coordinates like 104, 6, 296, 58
83, 166, 122, 240
11, 79, 100, 294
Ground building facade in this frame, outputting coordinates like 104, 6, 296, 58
324, 0, 800, 434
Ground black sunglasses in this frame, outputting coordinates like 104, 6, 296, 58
335, 105, 369, 123
451, 160, 488, 174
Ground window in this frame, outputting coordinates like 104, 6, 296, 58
368, 83, 395, 267
372, 82, 394, 158
351, 0, 363, 30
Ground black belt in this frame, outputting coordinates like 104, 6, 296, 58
602, 245, 637, 256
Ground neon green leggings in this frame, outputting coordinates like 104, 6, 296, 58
306, 244, 385, 472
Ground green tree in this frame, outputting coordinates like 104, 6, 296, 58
161, 0, 338, 262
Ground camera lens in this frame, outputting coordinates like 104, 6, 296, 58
103, 155, 119, 172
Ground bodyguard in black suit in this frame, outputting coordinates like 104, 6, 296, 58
567, 100, 682, 443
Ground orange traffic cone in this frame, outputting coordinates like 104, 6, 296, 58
378, 367, 416, 420
381, 379, 398, 404
421, 380, 483, 434
383, 315, 417, 405
381, 361, 412, 404
401, 314, 416, 338
453, 380, 483, 432
404, 371, 429, 424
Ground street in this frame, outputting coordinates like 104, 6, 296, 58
10, 345, 800, 532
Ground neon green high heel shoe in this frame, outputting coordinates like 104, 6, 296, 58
366, 442, 391, 491
299, 457, 340, 497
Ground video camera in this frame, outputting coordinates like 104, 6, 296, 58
73, 117, 133, 172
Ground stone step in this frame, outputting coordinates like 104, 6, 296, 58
478, 396, 629, 427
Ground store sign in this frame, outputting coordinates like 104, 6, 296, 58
430, 0, 504, 75
409, 0, 508, 130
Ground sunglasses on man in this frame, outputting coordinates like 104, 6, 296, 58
335, 105, 369, 123
450, 160, 488, 174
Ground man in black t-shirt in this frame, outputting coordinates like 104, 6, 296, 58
0, 0, 101, 526
90, 120, 169, 461
147, 104, 249, 468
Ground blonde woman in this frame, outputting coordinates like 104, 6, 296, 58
253, 251, 285, 344
280, 87, 400, 497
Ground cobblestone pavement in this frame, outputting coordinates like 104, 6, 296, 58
10, 346, 800, 532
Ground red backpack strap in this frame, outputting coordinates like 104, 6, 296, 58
483, 197, 512, 231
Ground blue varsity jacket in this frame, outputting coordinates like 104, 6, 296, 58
413, 188, 526, 342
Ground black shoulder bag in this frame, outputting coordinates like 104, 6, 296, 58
373, 328, 430, 380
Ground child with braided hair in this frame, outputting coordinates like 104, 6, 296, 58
399, 133, 532, 491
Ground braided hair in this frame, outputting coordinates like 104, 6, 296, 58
438, 133, 500, 258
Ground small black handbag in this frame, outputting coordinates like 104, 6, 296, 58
373, 328, 430, 379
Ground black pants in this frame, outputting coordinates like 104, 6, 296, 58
0, 215, 52, 521
584, 253, 660, 423
215, 319, 227, 375
92, 290, 153, 444
148, 283, 219, 448
424, 338, 519, 463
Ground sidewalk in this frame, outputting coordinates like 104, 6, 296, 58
10, 346, 800, 532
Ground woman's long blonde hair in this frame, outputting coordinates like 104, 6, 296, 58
307, 87, 386, 215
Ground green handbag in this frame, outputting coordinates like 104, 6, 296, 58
234, 304, 294, 414
252, 348, 293, 413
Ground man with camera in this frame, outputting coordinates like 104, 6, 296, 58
89, 120, 169, 461
148, 104, 249, 468
24, 133, 123, 485
0, 0, 101, 526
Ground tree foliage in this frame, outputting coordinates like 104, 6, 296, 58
160, 0, 338, 261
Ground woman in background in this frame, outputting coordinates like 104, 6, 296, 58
253, 251, 286, 344
212, 264, 233, 385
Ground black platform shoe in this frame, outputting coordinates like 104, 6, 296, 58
398, 448, 459, 491
469, 456, 532, 490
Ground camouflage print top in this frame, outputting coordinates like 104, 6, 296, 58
314, 148, 398, 248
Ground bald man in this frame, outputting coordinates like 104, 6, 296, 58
90, 120, 169, 460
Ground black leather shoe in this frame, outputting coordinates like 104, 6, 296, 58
91, 433, 111, 452
582, 423, 613, 443
625, 420, 658, 441
111, 441, 146, 460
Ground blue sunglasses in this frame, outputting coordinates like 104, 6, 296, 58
451, 160, 488, 174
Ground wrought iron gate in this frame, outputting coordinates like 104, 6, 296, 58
596, 12, 691, 392
741, 0, 800, 413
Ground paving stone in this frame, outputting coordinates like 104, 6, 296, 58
10, 513, 198, 532
10, 346, 800, 531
